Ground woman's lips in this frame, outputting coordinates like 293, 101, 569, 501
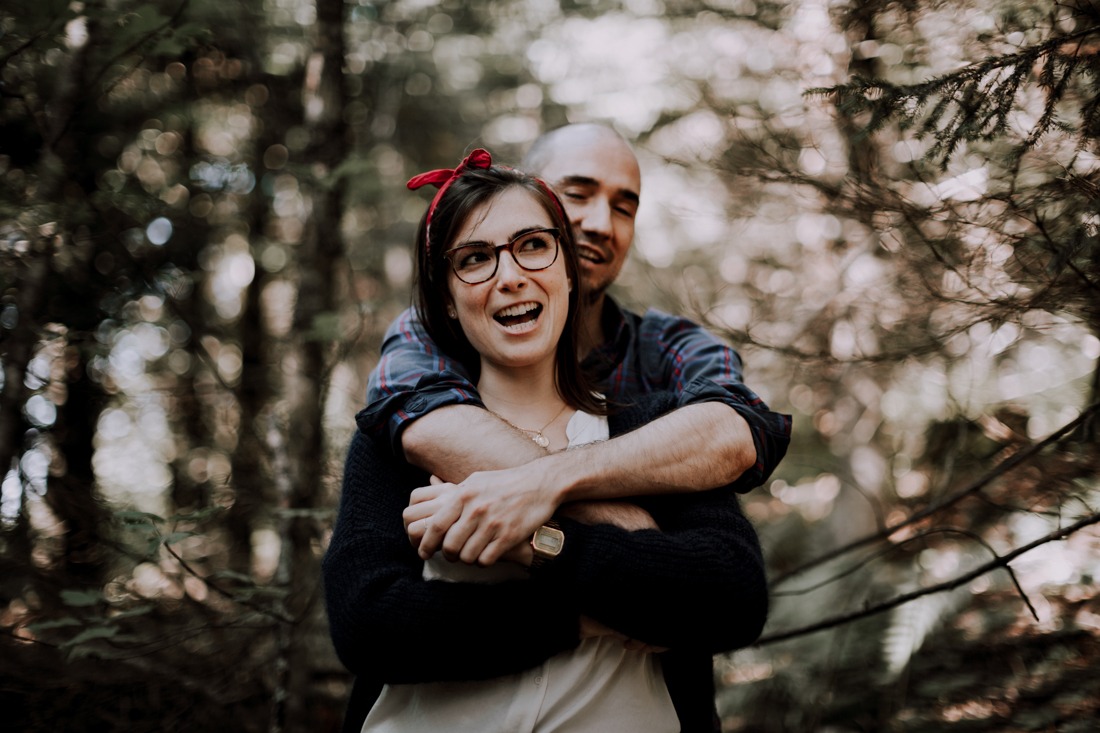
493, 301, 543, 330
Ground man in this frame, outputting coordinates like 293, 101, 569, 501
331, 124, 789, 733
361, 123, 790, 565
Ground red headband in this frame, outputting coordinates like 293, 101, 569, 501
407, 148, 492, 256
407, 147, 566, 256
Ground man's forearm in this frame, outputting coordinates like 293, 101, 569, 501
402, 401, 756, 565
402, 404, 548, 481
406, 402, 753, 498
549, 402, 756, 501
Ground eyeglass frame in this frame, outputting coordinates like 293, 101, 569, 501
442, 227, 561, 285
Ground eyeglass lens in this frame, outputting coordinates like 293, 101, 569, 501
449, 229, 558, 284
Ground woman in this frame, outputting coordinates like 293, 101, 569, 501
323, 150, 767, 732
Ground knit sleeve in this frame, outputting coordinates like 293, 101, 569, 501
322, 431, 581, 684
543, 488, 767, 653
531, 394, 769, 652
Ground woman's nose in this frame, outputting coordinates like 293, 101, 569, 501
494, 250, 528, 289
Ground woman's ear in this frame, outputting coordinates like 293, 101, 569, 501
567, 279, 573, 293
446, 304, 457, 319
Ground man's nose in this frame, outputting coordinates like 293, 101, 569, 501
580, 198, 612, 240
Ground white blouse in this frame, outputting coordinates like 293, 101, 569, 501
362, 410, 679, 733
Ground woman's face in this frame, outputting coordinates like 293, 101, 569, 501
445, 186, 571, 373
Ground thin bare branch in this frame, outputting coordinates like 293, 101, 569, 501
157, 527, 294, 625
757, 509, 1100, 646
773, 526, 1040, 622
772, 401, 1100, 585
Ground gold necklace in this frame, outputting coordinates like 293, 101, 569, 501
496, 403, 569, 448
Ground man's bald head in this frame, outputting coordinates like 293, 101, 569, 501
521, 123, 635, 177
521, 124, 642, 302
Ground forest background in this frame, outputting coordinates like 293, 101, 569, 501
2, 0, 1099, 731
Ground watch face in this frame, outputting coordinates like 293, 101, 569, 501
533, 526, 564, 555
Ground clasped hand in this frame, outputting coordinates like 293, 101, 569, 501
402, 466, 556, 566
403, 467, 660, 566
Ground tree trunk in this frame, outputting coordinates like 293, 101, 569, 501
274, 0, 348, 730
2, 10, 109, 588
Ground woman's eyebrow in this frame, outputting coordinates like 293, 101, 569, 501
453, 225, 550, 248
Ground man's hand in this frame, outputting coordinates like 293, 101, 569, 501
403, 464, 560, 566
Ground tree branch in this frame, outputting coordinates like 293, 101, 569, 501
160, 541, 294, 620
772, 401, 1100, 586
757, 509, 1100, 646
773, 526, 1040, 622
51, 0, 191, 146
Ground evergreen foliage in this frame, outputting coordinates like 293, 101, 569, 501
815, 21, 1100, 166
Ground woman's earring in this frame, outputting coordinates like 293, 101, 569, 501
446, 306, 457, 319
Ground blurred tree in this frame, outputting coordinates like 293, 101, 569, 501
663, 1, 1100, 729
1, 0, 317, 729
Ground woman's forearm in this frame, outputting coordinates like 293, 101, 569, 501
323, 432, 579, 683
535, 488, 768, 653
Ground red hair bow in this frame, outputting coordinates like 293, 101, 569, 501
407, 149, 493, 254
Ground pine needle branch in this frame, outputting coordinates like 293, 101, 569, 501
808, 24, 1100, 166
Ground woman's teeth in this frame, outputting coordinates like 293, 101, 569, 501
494, 302, 542, 328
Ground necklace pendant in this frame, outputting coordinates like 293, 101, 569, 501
531, 433, 550, 448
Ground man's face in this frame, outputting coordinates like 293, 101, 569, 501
535, 135, 641, 300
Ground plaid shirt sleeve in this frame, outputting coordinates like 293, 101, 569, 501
357, 308, 484, 457
641, 309, 791, 492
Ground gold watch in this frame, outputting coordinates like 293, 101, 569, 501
530, 520, 564, 569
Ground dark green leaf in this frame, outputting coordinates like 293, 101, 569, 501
61, 625, 119, 647
60, 589, 102, 608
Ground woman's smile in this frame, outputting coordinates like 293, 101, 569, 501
492, 301, 544, 332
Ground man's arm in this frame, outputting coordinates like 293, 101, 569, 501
365, 307, 784, 565
633, 308, 792, 491
402, 403, 547, 479
404, 400, 754, 565
359, 307, 488, 458
364, 308, 767, 492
